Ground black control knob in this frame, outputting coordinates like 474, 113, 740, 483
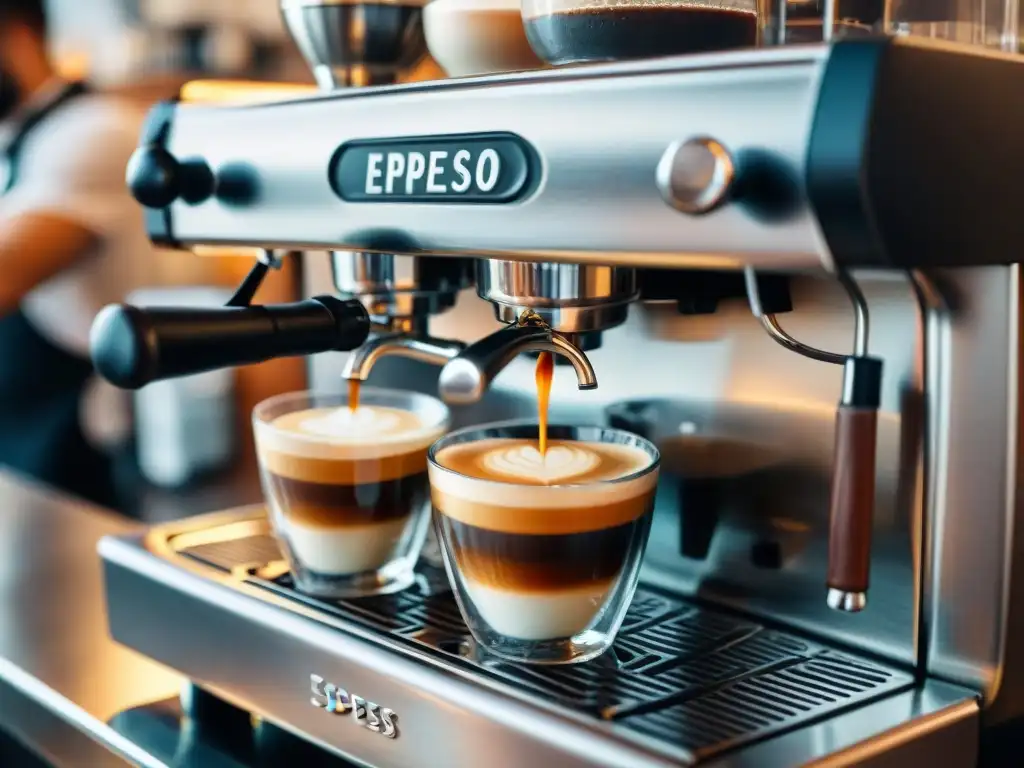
90, 295, 371, 389
126, 145, 216, 208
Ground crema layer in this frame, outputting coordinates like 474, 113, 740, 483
256, 405, 445, 484
430, 438, 656, 534
256, 405, 446, 462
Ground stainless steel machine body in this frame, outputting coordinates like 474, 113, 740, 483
97, 34, 1024, 766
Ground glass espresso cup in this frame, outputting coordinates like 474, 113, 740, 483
253, 389, 450, 598
429, 422, 660, 664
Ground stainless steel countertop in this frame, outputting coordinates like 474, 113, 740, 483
0, 470, 226, 767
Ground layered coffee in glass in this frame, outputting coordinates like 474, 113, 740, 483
429, 422, 660, 664
254, 389, 449, 598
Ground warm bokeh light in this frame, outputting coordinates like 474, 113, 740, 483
179, 79, 317, 105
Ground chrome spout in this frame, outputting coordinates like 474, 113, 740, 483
342, 333, 466, 381
438, 324, 598, 405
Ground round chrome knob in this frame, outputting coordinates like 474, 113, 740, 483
656, 137, 735, 215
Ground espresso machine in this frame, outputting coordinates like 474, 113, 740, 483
86, 0, 1024, 763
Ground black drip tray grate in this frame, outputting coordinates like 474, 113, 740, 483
177, 534, 913, 763
628, 652, 903, 759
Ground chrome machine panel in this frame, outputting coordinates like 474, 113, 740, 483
153, 46, 832, 270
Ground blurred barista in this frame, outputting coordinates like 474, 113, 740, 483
0, 0, 150, 506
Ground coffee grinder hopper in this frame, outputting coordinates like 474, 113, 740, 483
281, 0, 429, 88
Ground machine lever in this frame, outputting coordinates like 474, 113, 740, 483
90, 295, 370, 389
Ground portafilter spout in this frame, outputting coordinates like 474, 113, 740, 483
438, 312, 597, 405
342, 327, 466, 382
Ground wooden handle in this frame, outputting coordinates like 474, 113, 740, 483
827, 405, 878, 604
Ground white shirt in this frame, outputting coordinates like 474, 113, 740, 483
0, 79, 154, 355
0, 80, 156, 445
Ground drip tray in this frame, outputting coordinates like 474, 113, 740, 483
171, 525, 914, 763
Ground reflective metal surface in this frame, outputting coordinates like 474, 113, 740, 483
439, 322, 597, 404
477, 260, 639, 335
656, 138, 736, 216
745, 266, 870, 366
0, 472, 182, 766
98, 508, 979, 768
162, 46, 832, 268
341, 332, 465, 380
281, 0, 427, 88
827, 589, 867, 613
925, 266, 1024, 724
704, 689, 978, 767
330, 252, 471, 320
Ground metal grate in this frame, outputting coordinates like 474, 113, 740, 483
179, 534, 282, 573
177, 533, 913, 763
617, 610, 760, 671
626, 651, 901, 760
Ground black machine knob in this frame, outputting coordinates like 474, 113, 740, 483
126, 145, 216, 208
90, 295, 371, 389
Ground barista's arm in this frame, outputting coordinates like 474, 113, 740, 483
0, 101, 140, 313
0, 213, 98, 312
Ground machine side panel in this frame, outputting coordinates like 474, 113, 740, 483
926, 266, 1024, 724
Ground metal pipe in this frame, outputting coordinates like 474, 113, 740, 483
438, 323, 597, 405
341, 333, 466, 381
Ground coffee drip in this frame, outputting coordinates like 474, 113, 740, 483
348, 378, 362, 412
535, 351, 555, 457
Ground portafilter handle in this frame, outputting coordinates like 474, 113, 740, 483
90, 295, 371, 389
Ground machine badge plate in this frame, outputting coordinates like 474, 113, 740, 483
329, 133, 537, 203
310, 673, 399, 739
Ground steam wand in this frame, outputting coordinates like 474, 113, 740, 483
744, 268, 883, 614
